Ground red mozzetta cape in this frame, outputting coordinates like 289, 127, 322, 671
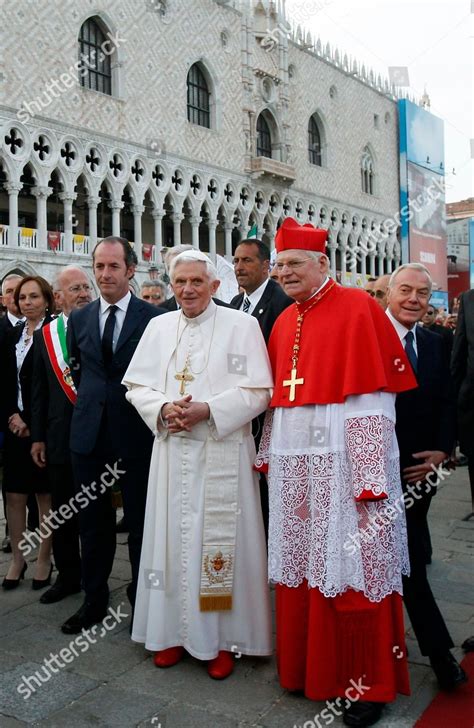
268, 281, 417, 407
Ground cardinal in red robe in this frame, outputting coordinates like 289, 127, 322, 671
256, 218, 417, 727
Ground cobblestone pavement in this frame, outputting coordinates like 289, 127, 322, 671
0, 467, 472, 727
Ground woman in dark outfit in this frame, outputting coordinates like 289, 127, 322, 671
2, 276, 54, 589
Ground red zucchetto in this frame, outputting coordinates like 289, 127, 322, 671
275, 217, 328, 254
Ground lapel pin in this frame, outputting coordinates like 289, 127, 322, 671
258, 309, 264, 314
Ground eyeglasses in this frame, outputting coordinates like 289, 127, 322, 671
67, 284, 92, 294
143, 294, 163, 300
275, 259, 312, 271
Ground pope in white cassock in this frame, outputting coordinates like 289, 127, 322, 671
122, 250, 273, 679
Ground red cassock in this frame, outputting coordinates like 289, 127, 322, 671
264, 281, 416, 702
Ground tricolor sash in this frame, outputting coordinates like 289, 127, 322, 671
42, 316, 77, 404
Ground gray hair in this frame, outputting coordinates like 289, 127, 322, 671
389, 263, 432, 291
53, 265, 89, 292
140, 279, 166, 293
170, 250, 217, 282
1, 273, 23, 294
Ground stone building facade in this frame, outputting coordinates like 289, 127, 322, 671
0, 0, 405, 288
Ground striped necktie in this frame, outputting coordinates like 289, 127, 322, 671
242, 296, 251, 314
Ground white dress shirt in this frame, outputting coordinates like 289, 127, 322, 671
7, 311, 25, 326
386, 308, 418, 355
241, 278, 270, 315
99, 291, 131, 352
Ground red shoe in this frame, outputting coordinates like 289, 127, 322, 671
153, 646, 184, 668
207, 650, 235, 680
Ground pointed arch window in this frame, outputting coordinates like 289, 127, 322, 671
308, 115, 322, 166
256, 114, 272, 158
361, 146, 375, 195
78, 18, 112, 95
187, 64, 211, 128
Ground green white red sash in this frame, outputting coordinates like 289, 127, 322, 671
42, 315, 77, 404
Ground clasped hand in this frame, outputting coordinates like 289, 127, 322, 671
8, 413, 30, 438
161, 395, 210, 433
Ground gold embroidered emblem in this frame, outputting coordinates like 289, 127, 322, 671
204, 550, 233, 584
63, 367, 74, 387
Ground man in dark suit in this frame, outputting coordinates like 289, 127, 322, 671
386, 263, 467, 691
0, 274, 24, 553
61, 237, 164, 634
422, 305, 454, 355
231, 239, 292, 535
231, 239, 292, 343
451, 289, 474, 509
30, 265, 93, 604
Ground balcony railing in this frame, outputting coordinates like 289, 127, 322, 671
0, 225, 159, 263
0, 225, 94, 255
250, 156, 296, 182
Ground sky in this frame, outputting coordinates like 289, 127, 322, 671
285, 0, 473, 203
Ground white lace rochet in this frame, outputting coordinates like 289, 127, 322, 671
257, 392, 410, 603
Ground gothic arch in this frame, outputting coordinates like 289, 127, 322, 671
186, 57, 221, 130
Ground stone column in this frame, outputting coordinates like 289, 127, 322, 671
327, 244, 337, 278
224, 221, 233, 259
172, 212, 184, 246
340, 241, 347, 282
109, 201, 124, 237
59, 193, 76, 254
208, 218, 217, 261
189, 216, 200, 249
87, 195, 100, 250
132, 204, 144, 261
32, 186, 51, 251
152, 210, 163, 249
5, 182, 22, 246
378, 254, 385, 276
369, 253, 376, 278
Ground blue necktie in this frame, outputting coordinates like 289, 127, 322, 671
242, 296, 251, 314
404, 330, 417, 373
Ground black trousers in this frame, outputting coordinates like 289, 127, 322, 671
71, 447, 150, 610
48, 462, 81, 588
402, 489, 453, 656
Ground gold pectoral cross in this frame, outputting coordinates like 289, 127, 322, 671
175, 365, 194, 395
283, 368, 304, 402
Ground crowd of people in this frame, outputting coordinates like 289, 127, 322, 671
0, 218, 471, 727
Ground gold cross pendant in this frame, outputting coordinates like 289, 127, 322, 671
175, 366, 194, 395
283, 368, 304, 402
